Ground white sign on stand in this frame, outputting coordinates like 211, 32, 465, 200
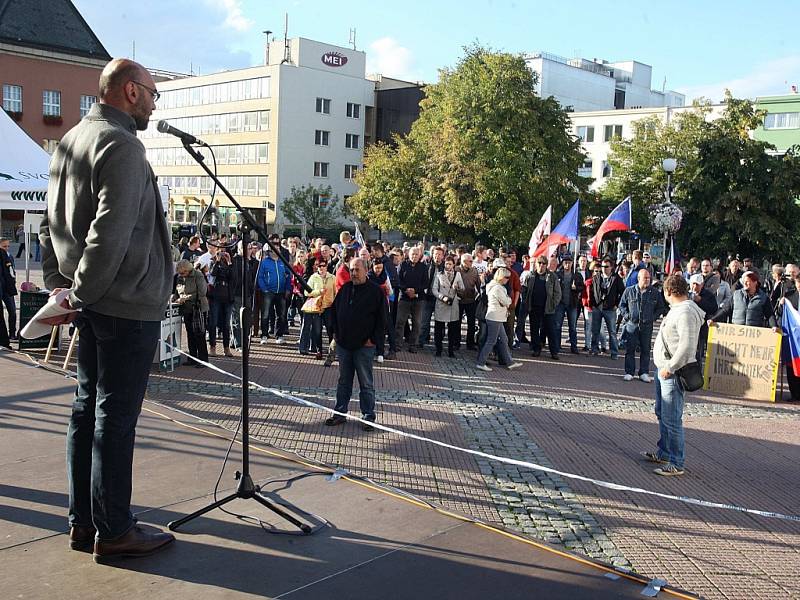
154, 304, 182, 369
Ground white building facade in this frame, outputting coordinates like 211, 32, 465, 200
142, 37, 374, 232
526, 52, 685, 112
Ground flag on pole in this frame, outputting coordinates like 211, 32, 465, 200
589, 197, 631, 258
529, 206, 552, 257
354, 221, 366, 249
532, 200, 580, 258
663, 235, 682, 275
782, 301, 800, 377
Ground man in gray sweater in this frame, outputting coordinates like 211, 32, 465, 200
39, 58, 175, 562
645, 274, 705, 476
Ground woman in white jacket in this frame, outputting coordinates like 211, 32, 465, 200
476, 268, 523, 372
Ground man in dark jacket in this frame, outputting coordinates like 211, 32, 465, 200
395, 247, 428, 353
230, 241, 259, 348
0, 238, 18, 338
371, 243, 397, 356
525, 256, 562, 359
419, 246, 445, 347
619, 269, 666, 381
458, 254, 481, 349
689, 273, 718, 360
325, 258, 385, 431
589, 258, 626, 359
554, 256, 584, 354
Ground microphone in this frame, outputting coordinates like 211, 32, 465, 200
156, 120, 206, 146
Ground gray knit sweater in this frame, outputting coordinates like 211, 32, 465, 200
40, 104, 173, 321
653, 299, 705, 372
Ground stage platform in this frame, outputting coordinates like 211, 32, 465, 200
0, 351, 690, 599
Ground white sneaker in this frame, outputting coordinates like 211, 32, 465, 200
476, 364, 493, 372
507, 362, 523, 370
377, 355, 384, 363
623, 374, 634, 381
639, 373, 652, 383
260, 336, 268, 345
276, 337, 285, 345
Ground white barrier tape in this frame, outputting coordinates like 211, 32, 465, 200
167, 345, 800, 524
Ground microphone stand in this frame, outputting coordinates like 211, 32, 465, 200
167, 141, 318, 535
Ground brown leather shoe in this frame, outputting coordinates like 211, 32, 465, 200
93, 525, 175, 564
69, 524, 97, 551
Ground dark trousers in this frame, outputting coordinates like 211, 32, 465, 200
418, 297, 436, 344
459, 302, 477, 348
529, 306, 558, 355
209, 300, 232, 348
395, 299, 423, 350
554, 303, 579, 353
299, 312, 323, 353
623, 322, 654, 376
183, 311, 209, 362
260, 291, 287, 337
376, 301, 395, 356
434, 320, 459, 354
0, 302, 9, 348
2, 294, 16, 335
514, 301, 528, 342
68, 310, 160, 540
783, 339, 800, 401
334, 345, 377, 419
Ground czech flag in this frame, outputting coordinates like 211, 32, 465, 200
663, 235, 682, 275
781, 301, 800, 377
532, 200, 580, 257
589, 197, 631, 258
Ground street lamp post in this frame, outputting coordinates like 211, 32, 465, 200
661, 158, 677, 267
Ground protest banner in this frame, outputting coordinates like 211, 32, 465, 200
703, 323, 781, 402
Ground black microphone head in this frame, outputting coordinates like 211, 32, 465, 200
156, 120, 170, 134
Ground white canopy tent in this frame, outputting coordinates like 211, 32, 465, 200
0, 107, 50, 211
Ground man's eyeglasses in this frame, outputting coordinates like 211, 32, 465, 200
132, 81, 160, 102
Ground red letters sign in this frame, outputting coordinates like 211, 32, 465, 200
321, 52, 348, 68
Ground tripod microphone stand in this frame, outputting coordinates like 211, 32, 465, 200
167, 141, 318, 535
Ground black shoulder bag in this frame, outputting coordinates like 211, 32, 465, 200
662, 338, 704, 392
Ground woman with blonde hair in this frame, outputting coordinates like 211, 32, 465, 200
476, 268, 523, 372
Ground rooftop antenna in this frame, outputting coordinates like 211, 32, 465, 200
662, 76, 667, 93
263, 30, 272, 65
132, 40, 135, 60
281, 13, 291, 64
349, 28, 356, 50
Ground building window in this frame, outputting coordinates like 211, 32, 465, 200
315, 130, 330, 146
602, 161, 612, 178
174, 209, 186, 222
578, 160, 592, 178
315, 97, 331, 114
345, 133, 360, 149
764, 112, 800, 130
43, 90, 61, 116
576, 126, 594, 143
313, 161, 329, 178
344, 164, 358, 179
142, 110, 270, 139
313, 192, 331, 207
603, 124, 623, 142
346, 102, 361, 118
80, 95, 96, 118
2, 84, 22, 113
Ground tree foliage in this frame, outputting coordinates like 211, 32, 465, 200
350, 44, 590, 244
280, 184, 343, 238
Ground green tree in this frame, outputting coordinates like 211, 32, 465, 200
602, 101, 711, 241
280, 184, 343, 238
680, 97, 800, 259
350, 44, 589, 244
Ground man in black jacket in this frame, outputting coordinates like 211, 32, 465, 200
555, 256, 584, 354
689, 273, 718, 361
0, 237, 18, 339
230, 240, 259, 349
395, 247, 428, 353
325, 258, 385, 431
589, 258, 626, 359
419, 246, 445, 347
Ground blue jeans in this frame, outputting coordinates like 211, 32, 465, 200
299, 312, 323, 353
209, 300, 232, 347
68, 309, 160, 540
655, 370, 686, 469
583, 307, 607, 350
260, 291, 287, 337
554, 303, 578, 353
623, 322, 653, 376
591, 308, 619, 356
476, 319, 514, 367
418, 297, 436, 344
334, 345, 377, 419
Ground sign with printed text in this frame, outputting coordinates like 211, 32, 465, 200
703, 323, 781, 402
321, 51, 348, 67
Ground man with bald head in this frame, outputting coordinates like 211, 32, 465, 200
325, 258, 385, 431
39, 58, 174, 562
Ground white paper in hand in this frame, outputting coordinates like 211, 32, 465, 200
20, 289, 80, 339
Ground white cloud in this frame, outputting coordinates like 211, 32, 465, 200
366, 37, 416, 81
208, 0, 253, 32
677, 55, 800, 103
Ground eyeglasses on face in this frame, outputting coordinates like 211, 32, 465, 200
131, 80, 160, 102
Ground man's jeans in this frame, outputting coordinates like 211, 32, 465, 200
395, 299, 423, 350
418, 297, 436, 345
1, 294, 16, 335
260, 291, 287, 338
583, 307, 607, 350
459, 302, 477, 348
554, 303, 578, 353
334, 345, 376, 419
69, 310, 160, 540
208, 300, 233, 348
655, 371, 686, 469
591, 308, 619, 356
623, 322, 653, 376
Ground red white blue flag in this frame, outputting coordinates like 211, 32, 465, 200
532, 200, 580, 257
781, 301, 800, 377
663, 235, 681, 276
589, 197, 631, 258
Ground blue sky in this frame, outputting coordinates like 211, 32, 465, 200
73, 0, 800, 102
